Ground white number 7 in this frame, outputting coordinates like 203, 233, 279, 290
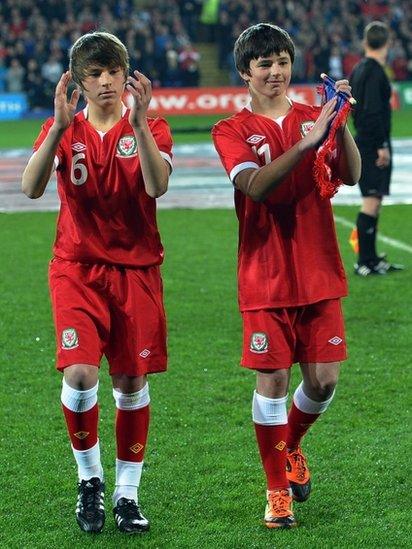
252, 143, 271, 165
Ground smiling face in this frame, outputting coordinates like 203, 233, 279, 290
241, 51, 292, 99
81, 65, 126, 106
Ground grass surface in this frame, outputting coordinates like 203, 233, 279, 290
1, 109, 412, 148
0, 205, 410, 548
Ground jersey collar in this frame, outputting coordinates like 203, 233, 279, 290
244, 96, 293, 112
82, 102, 128, 119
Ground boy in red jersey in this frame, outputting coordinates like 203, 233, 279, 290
212, 23, 361, 529
22, 32, 173, 534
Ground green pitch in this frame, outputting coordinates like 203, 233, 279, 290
0, 205, 410, 547
1, 109, 412, 147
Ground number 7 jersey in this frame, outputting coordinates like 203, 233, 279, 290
33, 108, 173, 267
212, 101, 347, 310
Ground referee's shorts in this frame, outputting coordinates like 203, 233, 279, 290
357, 143, 392, 197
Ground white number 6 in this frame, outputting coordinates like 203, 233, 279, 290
70, 153, 88, 186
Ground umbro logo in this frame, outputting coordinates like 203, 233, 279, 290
328, 336, 343, 346
72, 142, 87, 152
74, 431, 89, 439
246, 134, 265, 144
130, 443, 144, 454
139, 349, 151, 358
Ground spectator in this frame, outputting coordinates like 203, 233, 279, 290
179, 42, 200, 87
329, 46, 343, 80
389, 39, 409, 81
343, 47, 362, 77
216, 10, 232, 69
164, 41, 181, 87
0, 60, 7, 92
41, 53, 63, 86
25, 58, 48, 109
292, 41, 306, 83
6, 58, 25, 92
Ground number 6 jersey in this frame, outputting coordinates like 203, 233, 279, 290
33, 106, 173, 267
212, 101, 347, 311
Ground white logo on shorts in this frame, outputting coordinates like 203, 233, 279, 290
61, 328, 79, 349
328, 336, 343, 346
139, 349, 151, 358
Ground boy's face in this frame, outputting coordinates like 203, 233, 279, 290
241, 51, 292, 99
80, 65, 126, 106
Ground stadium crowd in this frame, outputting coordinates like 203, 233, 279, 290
216, 0, 412, 84
0, 0, 202, 109
0, 0, 411, 110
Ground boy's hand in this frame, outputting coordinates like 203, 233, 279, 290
300, 98, 337, 151
127, 70, 152, 129
53, 72, 80, 131
334, 79, 353, 99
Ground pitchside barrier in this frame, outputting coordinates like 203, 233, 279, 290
0, 93, 28, 120
2, 82, 412, 122
124, 84, 403, 115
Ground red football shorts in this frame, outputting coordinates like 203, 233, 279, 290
241, 299, 347, 370
49, 258, 167, 376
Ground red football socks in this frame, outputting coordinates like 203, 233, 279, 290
254, 423, 289, 490
287, 402, 320, 450
116, 405, 150, 462
62, 403, 99, 451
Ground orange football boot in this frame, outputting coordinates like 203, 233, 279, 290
264, 488, 297, 529
286, 447, 311, 502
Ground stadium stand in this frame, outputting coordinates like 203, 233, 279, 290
0, 0, 411, 110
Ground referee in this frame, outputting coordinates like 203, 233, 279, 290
350, 21, 404, 276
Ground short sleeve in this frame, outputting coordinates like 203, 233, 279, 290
212, 120, 259, 183
149, 117, 173, 171
33, 116, 63, 169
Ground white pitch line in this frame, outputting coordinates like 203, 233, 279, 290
334, 215, 412, 254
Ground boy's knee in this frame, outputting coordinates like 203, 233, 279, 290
306, 379, 337, 401
63, 364, 98, 390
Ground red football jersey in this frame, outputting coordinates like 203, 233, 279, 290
212, 101, 347, 310
34, 107, 173, 267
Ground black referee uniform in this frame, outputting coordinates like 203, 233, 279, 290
349, 57, 394, 269
350, 57, 392, 197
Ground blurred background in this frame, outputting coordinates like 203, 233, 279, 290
0, 0, 411, 115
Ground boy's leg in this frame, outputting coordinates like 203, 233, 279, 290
50, 260, 111, 533
112, 374, 150, 534
287, 362, 339, 449
254, 370, 297, 529
107, 265, 167, 534
242, 308, 297, 528
286, 362, 339, 501
254, 370, 290, 491
61, 364, 105, 533
287, 299, 344, 501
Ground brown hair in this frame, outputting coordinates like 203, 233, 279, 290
70, 31, 129, 88
234, 23, 295, 74
364, 21, 390, 50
